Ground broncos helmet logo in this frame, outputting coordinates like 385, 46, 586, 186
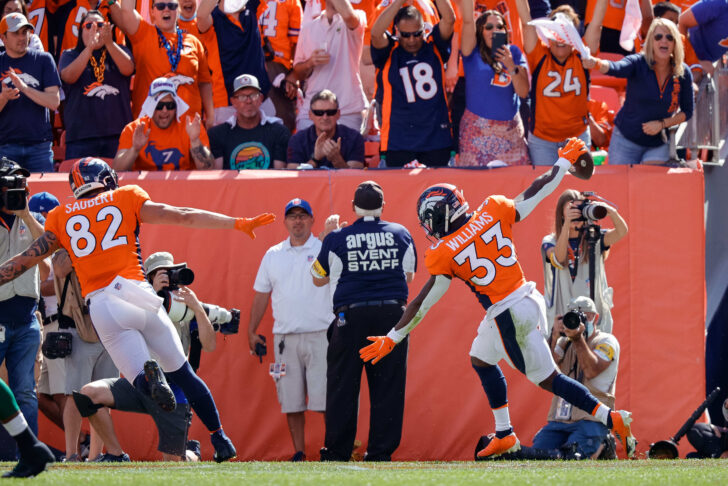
417, 184, 469, 239
83, 82, 120, 99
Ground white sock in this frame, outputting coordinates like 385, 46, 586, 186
593, 404, 610, 426
3, 413, 28, 437
493, 405, 512, 432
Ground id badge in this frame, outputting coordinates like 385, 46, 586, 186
0, 324, 5, 343
555, 398, 572, 420
269, 362, 286, 380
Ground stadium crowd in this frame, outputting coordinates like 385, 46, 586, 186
0, 0, 726, 474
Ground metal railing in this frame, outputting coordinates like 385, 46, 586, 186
677, 58, 728, 166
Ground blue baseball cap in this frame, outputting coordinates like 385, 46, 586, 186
29, 192, 60, 213
284, 198, 313, 217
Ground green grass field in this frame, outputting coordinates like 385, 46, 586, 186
3, 460, 728, 485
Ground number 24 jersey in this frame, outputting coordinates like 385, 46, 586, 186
44, 185, 150, 296
425, 195, 526, 309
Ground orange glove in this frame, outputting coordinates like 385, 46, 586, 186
359, 336, 396, 364
234, 213, 276, 239
558, 138, 588, 165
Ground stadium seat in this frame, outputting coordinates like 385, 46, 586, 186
52, 131, 66, 162
365, 141, 380, 168
590, 86, 621, 114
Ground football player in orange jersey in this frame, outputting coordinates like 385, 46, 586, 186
0, 158, 275, 463
361, 138, 637, 460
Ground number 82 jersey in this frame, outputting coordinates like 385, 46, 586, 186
44, 185, 150, 297
371, 24, 453, 153
424, 195, 526, 310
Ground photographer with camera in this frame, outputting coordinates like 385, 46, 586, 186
0, 158, 46, 452
541, 189, 628, 335
67, 251, 239, 462
530, 296, 621, 459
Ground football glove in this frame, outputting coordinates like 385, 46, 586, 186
558, 138, 588, 165
235, 213, 276, 239
360, 336, 396, 364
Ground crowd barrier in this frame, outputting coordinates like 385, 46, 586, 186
28, 165, 705, 460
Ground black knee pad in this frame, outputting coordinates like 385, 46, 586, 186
687, 423, 723, 458
72, 391, 103, 418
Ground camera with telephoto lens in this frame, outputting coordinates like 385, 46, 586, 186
574, 192, 608, 222
0, 173, 28, 211
158, 265, 240, 334
562, 310, 587, 330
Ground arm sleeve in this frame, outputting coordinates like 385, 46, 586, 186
273, 125, 291, 162
606, 53, 640, 78
118, 123, 134, 150
370, 35, 395, 69
514, 158, 571, 221
252, 253, 273, 292
286, 132, 307, 165
311, 235, 332, 278
347, 131, 365, 163
432, 24, 451, 60
44, 53, 62, 88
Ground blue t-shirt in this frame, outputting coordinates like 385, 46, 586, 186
688, 0, 728, 62
371, 25, 452, 152
0, 49, 61, 145
462, 44, 527, 121
211, 0, 271, 97
314, 217, 417, 309
287, 124, 365, 167
608, 54, 693, 147
59, 47, 134, 143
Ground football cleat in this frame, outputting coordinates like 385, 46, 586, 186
610, 410, 636, 458
211, 430, 237, 463
2, 441, 55, 478
476, 432, 521, 459
94, 452, 131, 462
144, 360, 176, 412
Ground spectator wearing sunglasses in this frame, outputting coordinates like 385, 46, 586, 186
208, 74, 290, 169
371, 0, 455, 167
292, 0, 367, 133
59, 10, 134, 159
454, 0, 529, 167
586, 18, 693, 165
112, 77, 214, 171
109, 0, 214, 124
287, 89, 364, 168
516, 0, 606, 166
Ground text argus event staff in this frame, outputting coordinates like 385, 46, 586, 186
311, 180, 416, 462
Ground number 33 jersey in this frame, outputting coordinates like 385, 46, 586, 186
425, 195, 526, 310
44, 185, 150, 296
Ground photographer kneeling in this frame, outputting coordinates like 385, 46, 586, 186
73, 252, 239, 461
531, 296, 621, 459
541, 189, 628, 335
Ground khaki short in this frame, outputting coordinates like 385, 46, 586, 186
273, 330, 327, 414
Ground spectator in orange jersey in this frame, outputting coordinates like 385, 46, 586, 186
587, 99, 614, 150
52, 0, 124, 60
516, 0, 606, 165
257, 0, 302, 132
59, 10, 134, 159
176, 0, 230, 124
454, 0, 530, 167
113, 77, 214, 171
0, 0, 44, 50
584, 0, 652, 55
109, 0, 214, 124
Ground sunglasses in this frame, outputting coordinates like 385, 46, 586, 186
233, 92, 261, 102
285, 213, 311, 220
155, 100, 176, 111
484, 23, 505, 31
654, 33, 675, 42
399, 30, 423, 39
153, 2, 179, 11
83, 21, 105, 30
311, 108, 338, 117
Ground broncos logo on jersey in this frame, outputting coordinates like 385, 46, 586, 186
1, 70, 40, 88
83, 82, 120, 99
145, 141, 184, 170
165, 74, 195, 86
492, 71, 512, 87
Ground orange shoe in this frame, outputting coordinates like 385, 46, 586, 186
610, 410, 636, 458
476, 432, 521, 459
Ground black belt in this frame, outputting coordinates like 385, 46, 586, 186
335, 299, 405, 314
43, 314, 58, 325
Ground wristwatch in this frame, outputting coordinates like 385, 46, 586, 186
311, 155, 321, 166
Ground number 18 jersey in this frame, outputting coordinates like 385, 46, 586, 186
44, 185, 150, 297
425, 195, 526, 310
